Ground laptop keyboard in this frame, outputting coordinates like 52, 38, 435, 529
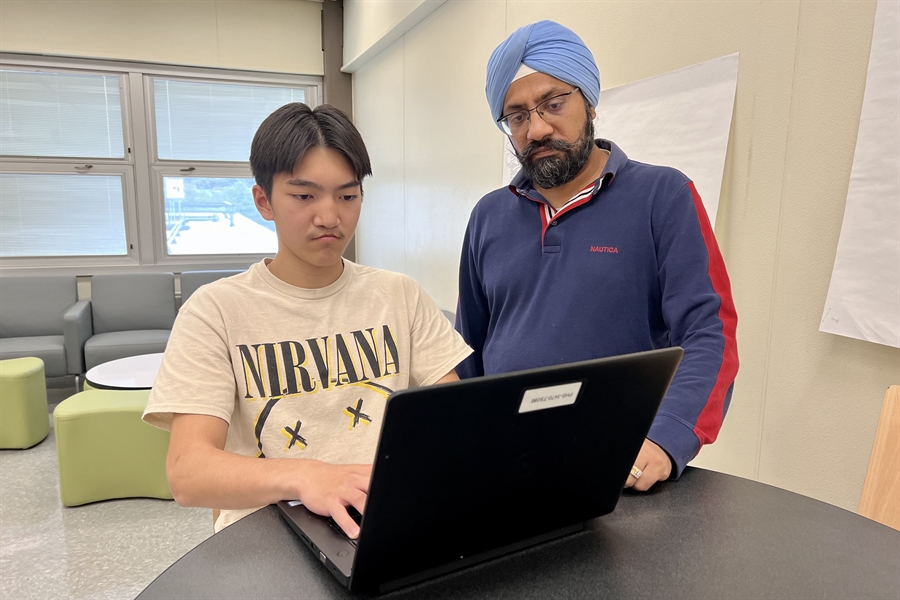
327, 506, 362, 547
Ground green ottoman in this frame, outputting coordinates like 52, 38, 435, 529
53, 389, 172, 506
0, 357, 49, 449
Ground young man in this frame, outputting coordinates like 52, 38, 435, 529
456, 21, 739, 491
144, 104, 471, 537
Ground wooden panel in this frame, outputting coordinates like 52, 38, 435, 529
858, 385, 900, 530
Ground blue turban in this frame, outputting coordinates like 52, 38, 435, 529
485, 20, 601, 131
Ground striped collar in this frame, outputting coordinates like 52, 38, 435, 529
508, 138, 627, 211
508, 139, 628, 245
540, 180, 598, 222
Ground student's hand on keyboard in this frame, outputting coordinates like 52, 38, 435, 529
295, 461, 372, 538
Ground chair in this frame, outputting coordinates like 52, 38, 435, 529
179, 270, 243, 305
858, 385, 899, 530
83, 273, 176, 371
53, 389, 171, 506
0, 275, 90, 378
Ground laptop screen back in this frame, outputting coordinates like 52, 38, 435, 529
350, 347, 683, 591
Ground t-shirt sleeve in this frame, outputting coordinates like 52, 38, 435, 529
142, 292, 238, 431
404, 278, 473, 387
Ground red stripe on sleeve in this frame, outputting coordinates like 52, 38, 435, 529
687, 182, 739, 445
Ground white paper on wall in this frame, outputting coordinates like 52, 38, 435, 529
502, 53, 739, 228
820, 0, 900, 349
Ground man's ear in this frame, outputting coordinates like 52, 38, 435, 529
252, 185, 274, 221
589, 105, 597, 121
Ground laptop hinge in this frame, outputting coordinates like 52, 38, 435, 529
377, 522, 584, 594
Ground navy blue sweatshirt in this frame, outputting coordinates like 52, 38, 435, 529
455, 139, 739, 477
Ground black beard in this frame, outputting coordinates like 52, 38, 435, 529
516, 115, 595, 189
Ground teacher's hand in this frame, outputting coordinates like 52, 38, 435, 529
625, 438, 673, 491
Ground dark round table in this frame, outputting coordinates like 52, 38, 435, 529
137, 468, 900, 599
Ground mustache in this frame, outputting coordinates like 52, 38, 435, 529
519, 137, 577, 161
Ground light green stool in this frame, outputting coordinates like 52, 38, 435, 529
53, 389, 172, 506
0, 357, 49, 449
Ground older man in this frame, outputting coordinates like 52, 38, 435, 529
455, 20, 739, 491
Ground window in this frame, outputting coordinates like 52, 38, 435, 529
153, 79, 305, 161
0, 54, 320, 270
163, 176, 262, 256
150, 78, 307, 257
0, 68, 132, 261
0, 172, 130, 257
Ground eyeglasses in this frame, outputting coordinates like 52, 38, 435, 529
496, 88, 580, 136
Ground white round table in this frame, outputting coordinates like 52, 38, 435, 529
84, 353, 164, 390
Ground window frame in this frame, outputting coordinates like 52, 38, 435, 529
150, 165, 271, 263
146, 74, 313, 165
0, 162, 139, 266
143, 74, 314, 265
0, 52, 321, 274
0, 64, 133, 162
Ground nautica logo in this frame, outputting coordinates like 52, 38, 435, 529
590, 246, 619, 253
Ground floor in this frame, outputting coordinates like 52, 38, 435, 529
0, 381, 212, 600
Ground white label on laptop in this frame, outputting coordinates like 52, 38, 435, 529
519, 381, 583, 413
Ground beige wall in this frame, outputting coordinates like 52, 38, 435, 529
0, 0, 323, 74
351, 0, 900, 512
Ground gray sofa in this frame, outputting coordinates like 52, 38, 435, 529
83, 273, 176, 370
0, 275, 91, 377
179, 270, 243, 305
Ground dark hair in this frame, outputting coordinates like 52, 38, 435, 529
250, 103, 372, 197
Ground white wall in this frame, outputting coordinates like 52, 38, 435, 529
344, 0, 424, 61
351, 0, 900, 512
0, 0, 323, 75
343, 0, 445, 71
354, 0, 504, 309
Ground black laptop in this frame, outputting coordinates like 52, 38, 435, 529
276, 347, 683, 593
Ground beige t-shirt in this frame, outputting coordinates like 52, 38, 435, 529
143, 259, 472, 531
